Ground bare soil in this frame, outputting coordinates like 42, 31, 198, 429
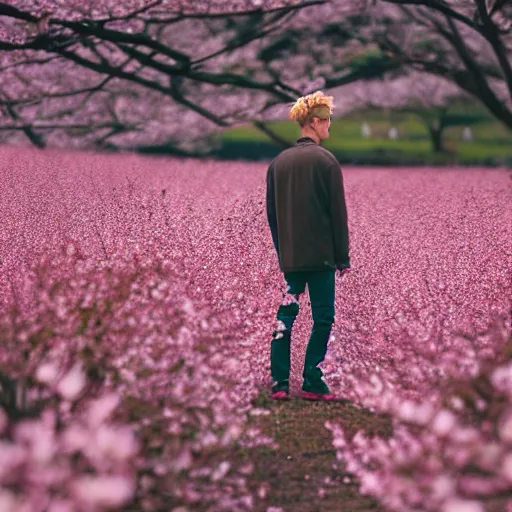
236, 392, 394, 512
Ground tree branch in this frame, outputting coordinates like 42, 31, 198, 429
0, 90, 46, 148
51, 47, 231, 126
190, 9, 295, 67
373, 6, 512, 129
0, 2, 37, 22
60, 20, 191, 66
382, 0, 478, 32
0, 75, 115, 107
113, 42, 295, 100
0, 122, 141, 131
400, 5, 504, 79
444, 15, 512, 128
144, 0, 327, 24
474, 0, 512, 98
488, 0, 508, 17
252, 120, 292, 148
0, 55, 59, 72
324, 55, 402, 88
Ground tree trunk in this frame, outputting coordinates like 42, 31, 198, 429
413, 108, 448, 154
429, 126, 445, 153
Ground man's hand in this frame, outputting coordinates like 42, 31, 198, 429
337, 266, 353, 277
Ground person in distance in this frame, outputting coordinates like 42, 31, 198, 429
266, 90, 351, 402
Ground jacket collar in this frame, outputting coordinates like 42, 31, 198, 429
295, 136, 317, 146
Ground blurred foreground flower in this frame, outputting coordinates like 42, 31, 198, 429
0, 371, 138, 512
327, 322, 512, 511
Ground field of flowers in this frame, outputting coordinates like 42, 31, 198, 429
0, 144, 511, 512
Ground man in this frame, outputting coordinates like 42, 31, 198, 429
266, 91, 350, 402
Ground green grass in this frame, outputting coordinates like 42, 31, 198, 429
234, 392, 393, 512
218, 106, 512, 165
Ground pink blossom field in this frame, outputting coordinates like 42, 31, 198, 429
1, 144, 511, 512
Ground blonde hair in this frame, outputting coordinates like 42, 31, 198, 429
289, 91, 334, 127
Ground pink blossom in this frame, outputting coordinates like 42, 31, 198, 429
56, 364, 86, 401
476, 442, 502, 472
0, 141, 510, 511
0, 490, 19, 512
36, 362, 60, 386
47, 499, 75, 512
249, 408, 271, 416
211, 461, 231, 482
169, 448, 193, 472
449, 427, 479, 445
502, 453, 512, 482
0, 441, 26, 480
431, 410, 457, 437
398, 400, 418, 422
492, 363, 512, 393
201, 431, 218, 447
221, 424, 243, 445
91, 425, 139, 463
442, 499, 484, 512
499, 409, 512, 444
62, 424, 90, 453
431, 475, 456, 501
87, 393, 120, 427
359, 473, 380, 495
72, 475, 135, 508
14, 418, 56, 465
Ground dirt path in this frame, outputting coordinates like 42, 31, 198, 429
236, 392, 393, 512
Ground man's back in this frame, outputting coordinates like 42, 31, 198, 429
266, 137, 350, 273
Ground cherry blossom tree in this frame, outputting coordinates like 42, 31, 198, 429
231, 0, 511, 150
328, 71, 477, 153
251, 0, 511, 130
354, 0, 512, 129
0, 0, 510, 153
327, 326, 512, 512
0, 216, 271, 511
0, 0, 370, 153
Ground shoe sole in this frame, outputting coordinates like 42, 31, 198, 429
300, 391, 339, 402
270, 391, 290, 400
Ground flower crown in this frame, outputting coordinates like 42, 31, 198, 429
289, 91, 334, 126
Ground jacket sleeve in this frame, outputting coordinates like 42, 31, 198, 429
329, 162, 350, 268
266, 161, 280, 260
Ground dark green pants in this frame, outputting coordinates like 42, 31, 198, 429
270, 269, 335, 384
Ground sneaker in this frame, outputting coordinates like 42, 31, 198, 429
300, 377, 339, 401
271, 390, 290, 400
302, 377, 330, 395
299, 390, 339, 402
270, 380, 290, 400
